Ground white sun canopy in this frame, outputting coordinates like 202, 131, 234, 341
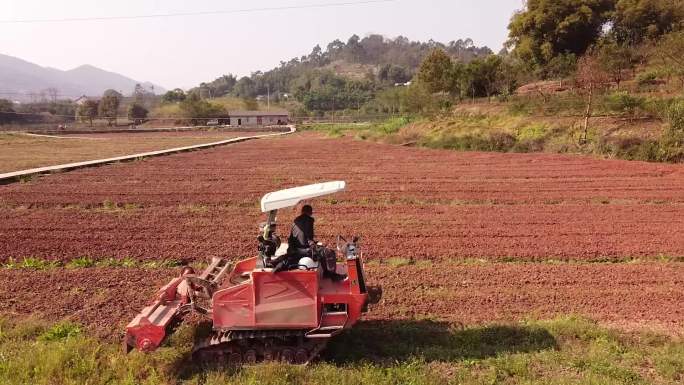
260, 181, 346, 213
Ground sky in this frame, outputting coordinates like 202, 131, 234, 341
0, 0, 524, 90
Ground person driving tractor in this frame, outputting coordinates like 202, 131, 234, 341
287, 204, 346, 281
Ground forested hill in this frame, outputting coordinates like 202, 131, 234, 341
190, 34, 493, 100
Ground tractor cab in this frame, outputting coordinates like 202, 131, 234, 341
257, 181, 347, 271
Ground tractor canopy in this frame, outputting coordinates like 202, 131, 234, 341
260, 181, 346, 213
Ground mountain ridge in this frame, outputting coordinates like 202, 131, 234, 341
0, 53, 166, 101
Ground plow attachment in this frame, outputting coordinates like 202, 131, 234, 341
124, 258, 231, 352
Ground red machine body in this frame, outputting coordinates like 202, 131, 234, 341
214, 256, 368, 332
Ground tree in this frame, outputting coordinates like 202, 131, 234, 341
416, 49, 454, 93
45, 88, 59, 103
464, 56, 505, 100
576, 52, 611, 143
654, 30, 684, 88
0, 99, 15, 124
78, 100, 99, 127
127, 103, 148, 124
612, 0, 684, 45
508, 0, 615, 73
162, 88, 186, 103
233, 77, 257, 98
242, 97, 258, 110
0, 99, 13, 112
179, 93, 225, 125
596, 37, 636, 89
132, 83, 152, 106
98, 89, 121, 126
378, 64, 411, 84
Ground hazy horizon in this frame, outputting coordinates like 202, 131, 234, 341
0, 0, 524, 90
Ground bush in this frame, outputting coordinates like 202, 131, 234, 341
657, 131, 684, 162
603, 92, 645, 116
636, 70, 662, 86
666, 100, 684, 132
599, 136, 661, 161
39, 322, 81, 341
421, 130, 518, 152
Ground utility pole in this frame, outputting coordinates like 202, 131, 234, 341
267, 84, 270, 111
332, 95, 335, 124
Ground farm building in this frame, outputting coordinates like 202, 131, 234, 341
226, 111, 289, 127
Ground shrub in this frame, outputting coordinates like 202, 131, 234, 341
658, 130, 684, 163
39, 322, 81, 341
666, 100, 684, 132
421, 131, 518, 153
599, 136, 661, 161
603, 92, 645, 116
636, 70, 662, 86
488, 131, 518, 152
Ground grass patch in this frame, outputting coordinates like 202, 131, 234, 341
385, 257, 414, 267
1, 257, 60, 270
0, 257, 186, 270
66, 257, 95, 269
0, 316, 683, 384
301, 117, 413, 140
38, 322, 82, 342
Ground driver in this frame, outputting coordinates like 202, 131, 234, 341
288, 204, 346, 281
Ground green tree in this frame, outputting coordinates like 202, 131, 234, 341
416, 49, 454, 93
508, 0, 615, 74
0, 99, 13, 112
233, 77, 257, 98
127, 103, 148, 124
378, 64, 411, 85
242, 98, 258, 110
0, 98, 15, 124
78, 100, 99, 127
596, 37, 637, 89
179, 93, 225, 125
464, 56, 506, 99
654, 30, 684, 88
612, 0, 684, 44
98, 89, 121, 126
162, 88, 186, 103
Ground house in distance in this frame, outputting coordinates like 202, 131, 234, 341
222, 110, 289, 127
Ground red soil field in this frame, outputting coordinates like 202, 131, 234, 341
1, 133, 683, 262
1, 133, 683, 333
1, 262, 681, 339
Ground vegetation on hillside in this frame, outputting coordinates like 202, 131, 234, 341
303, 0, 684, 163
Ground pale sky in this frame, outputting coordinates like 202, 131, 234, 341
0, 0, 524, 90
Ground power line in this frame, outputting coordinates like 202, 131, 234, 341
0, 0, 396, 24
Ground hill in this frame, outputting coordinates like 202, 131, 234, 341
0, 53, 165, 101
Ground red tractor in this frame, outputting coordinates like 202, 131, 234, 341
125, 181, 379, 364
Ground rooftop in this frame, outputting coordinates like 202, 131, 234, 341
228, 110, 289, 116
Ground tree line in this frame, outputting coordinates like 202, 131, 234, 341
170, 35, 493, 115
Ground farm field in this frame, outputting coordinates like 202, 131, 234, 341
1, 132, 683, 384
2, 133, 684, 262
0, 130, 275, 173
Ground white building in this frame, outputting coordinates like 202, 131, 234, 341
226, 111, 289, 127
